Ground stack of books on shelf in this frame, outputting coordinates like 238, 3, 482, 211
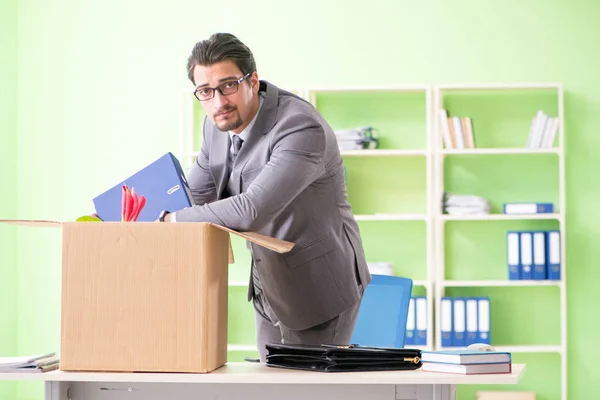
442, 192, 490, 215
334, 126, 379, 151
527, 110, 558, 148
420, 349, 512, 375
439, 109, 475, 149
367, 261, 393, 276
0, 352, 59, 373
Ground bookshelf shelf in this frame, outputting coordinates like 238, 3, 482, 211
441, 213, 561, 221
341, 149, 427, 157
441, 148, 561, 156
437, 82, 562, 91
354, 213, 427, 221
440, 280, 562, 288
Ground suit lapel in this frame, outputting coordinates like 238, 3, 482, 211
210, 129, 231, 199
208, 81, 281, 196
232, 81, 280, 192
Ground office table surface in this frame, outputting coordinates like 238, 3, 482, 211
0, 362, 525, 385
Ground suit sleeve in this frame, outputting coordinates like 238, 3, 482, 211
185, 118, 218, 207
173, 112, 325, 231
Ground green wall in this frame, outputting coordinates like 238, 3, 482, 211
0, 0, 18, 398
4, 0, 600, 399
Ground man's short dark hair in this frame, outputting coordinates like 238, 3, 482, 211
186, 33, 257, 85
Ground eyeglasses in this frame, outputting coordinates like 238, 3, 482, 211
193, 72, 252, 101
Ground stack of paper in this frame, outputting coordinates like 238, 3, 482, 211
0, 352, 59, 373
334, 127, 378, 151
420, 350, 511, 375
443, 192, 490, 215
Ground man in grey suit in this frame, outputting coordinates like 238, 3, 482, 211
159, 33, 371, 363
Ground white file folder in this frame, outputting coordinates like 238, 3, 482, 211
466, 298, 478, 346
477, 297, 490, 344
533, 231, 547, 280
405, 297, 415, 345
520, 232, 533, 279
441, 297, 453, 347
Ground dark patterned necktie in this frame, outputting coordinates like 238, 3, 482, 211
232, 135, 243, 157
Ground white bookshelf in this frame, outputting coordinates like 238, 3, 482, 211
179, 82, 567, 399
432, 83, 566, 400
305, 85, 436, 352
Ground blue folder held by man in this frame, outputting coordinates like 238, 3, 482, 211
93, 152, 194, 222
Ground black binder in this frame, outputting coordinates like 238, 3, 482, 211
265, 343, 422, 372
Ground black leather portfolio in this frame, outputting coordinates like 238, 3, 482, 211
264, 343, 422, 372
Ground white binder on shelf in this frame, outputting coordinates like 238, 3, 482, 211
507, 231, 520, 280
415, 296, 427, 346
440, 297, 453, 347
466, 297, 478, 346
520, 231, 533, 280
452, 297, 466, 347
477, 297, 491, 344
547, 230, 561, 280
405, 297, 415, 345
533, 231, 547, 280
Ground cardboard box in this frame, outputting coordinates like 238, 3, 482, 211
1, 219, 293, 373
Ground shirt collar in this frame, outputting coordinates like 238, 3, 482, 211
228, 91, 265, 143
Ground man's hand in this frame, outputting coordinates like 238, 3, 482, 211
155, 211, 173, 222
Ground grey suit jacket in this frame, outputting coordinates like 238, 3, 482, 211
174, 80, 371, 330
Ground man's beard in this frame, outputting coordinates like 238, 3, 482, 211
214, 105, 243, 132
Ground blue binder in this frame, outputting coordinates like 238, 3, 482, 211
520, 231, 534, 280
351, 275, 413, 348
452, 297, 466, 347
546, 230, 561, 280
404, 297, 416, 345
414, 296, 427, 346
476, 297, 491, 344
532, 231, 548, 280
440, 297, 453, 347
465, 297, 479, 346
93, 152, 194, 222
507, 231, 520, 280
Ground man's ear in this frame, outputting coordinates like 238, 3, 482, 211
251, 72, 260, 94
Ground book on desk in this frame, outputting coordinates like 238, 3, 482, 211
420, 349, 511, 375
0, 352, 59, 373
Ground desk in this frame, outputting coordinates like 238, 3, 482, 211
0, 362, 525, 400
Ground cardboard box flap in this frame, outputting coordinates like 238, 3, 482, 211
209, 223, 294, 253
0, 219, 62, 227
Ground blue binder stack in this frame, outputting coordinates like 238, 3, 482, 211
93, 152, 195, 222
439, 296, 490, 347
404, 296, 428, 346
506, 230, 561, 280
